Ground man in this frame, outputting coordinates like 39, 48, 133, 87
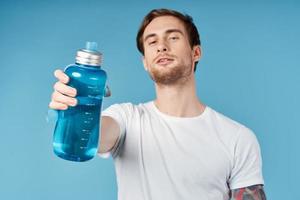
49, 8, 266, 200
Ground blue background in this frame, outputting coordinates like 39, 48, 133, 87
0, 0, 299, 199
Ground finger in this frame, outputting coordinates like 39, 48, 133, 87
54, 69, 69, 84
53, 81, 77, 97
51, 91, 77, 106
104, 85, 111, 97
49, 101, 68, 110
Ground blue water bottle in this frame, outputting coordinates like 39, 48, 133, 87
53, 42, 107, 162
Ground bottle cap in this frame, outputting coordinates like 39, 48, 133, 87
75, 42, 102, 66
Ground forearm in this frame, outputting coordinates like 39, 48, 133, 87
98, 116, 120, 154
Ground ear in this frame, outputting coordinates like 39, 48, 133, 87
142, 56, 149, 71
192, 45, 201, 62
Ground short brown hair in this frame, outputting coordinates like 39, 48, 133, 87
136, 8, 201, 71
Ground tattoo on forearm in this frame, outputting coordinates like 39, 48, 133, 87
231, 184, 266, 200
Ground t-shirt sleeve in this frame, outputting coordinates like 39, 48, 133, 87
228, 126, 265, 189
97, 103, 128, 159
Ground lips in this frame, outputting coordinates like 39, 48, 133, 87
156, 57, 174, 65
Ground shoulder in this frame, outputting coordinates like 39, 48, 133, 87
102, 101, 153, 116
207, 106, 256, 140
208, 107, 244, 130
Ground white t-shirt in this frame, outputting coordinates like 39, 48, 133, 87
98, 101, 264, 200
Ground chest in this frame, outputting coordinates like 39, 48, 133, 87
125, 114, 232, 184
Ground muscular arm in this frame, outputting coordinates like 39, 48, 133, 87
230, 184, 267, 200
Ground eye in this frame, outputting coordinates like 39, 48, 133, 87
148, 40, 156, 45
169, 36, 179, 41
147, 39, 156, 46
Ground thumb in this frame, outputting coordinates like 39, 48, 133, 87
104, 85, 111, 97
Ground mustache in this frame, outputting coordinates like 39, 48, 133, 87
154, 53, 176, 62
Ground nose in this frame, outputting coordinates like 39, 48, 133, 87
157, 41, 168, 53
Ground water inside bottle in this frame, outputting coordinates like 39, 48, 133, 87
53, 100, 101, 162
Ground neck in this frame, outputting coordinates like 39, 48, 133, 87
153, 75, 206, 117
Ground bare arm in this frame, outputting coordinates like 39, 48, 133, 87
231, 184, 266, 200
98, 116, 120, 154
49, 69, 120, 154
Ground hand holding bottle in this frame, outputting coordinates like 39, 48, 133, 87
49, 69, 111, 110
49, 69, 78, 110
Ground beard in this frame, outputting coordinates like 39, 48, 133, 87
148, 60, 193, 85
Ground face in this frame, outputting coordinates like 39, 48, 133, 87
142, 15, 201, 85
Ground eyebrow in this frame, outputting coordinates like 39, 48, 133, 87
143, 29, 184, 42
